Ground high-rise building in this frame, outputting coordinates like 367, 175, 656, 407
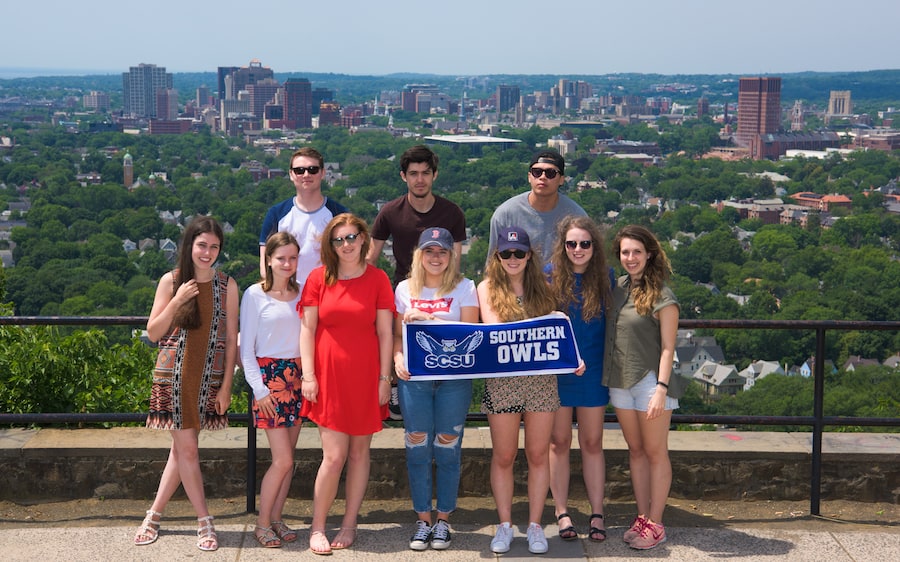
697, 97, 709, 119
247, 79, 281, 118
216, 66, 239, 101
122, 63, 173, 118
196, 86, 211, 108
496, 84, 520, 113
283, 78, 312, 129
83, 91, 110, 112
155, 88, 179, 121
312, 88, 334, 116
737, 77, 782, 158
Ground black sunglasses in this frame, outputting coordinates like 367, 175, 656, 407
292, 165, 321, 176
529, 167, 560, 179
565, 240, 593, 250
498, 249, 527, 260
330, 233, 360, 246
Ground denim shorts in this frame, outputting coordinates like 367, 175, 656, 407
609, 371, 679, 412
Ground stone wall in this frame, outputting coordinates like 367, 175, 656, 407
2, 428, 898, 504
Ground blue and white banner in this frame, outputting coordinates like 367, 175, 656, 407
402, 312, 582, 381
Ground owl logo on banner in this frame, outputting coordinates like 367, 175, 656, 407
415, 331, 484, 369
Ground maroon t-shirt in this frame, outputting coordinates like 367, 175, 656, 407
370, 194, 466, 284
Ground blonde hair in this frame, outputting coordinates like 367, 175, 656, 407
612, 224, 672, 316
549, 216, 611, 321
407, 246, 463, 298
484, 250, 555, 322
319, 213, 371, 286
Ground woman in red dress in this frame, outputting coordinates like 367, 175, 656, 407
299, 213, 395, 555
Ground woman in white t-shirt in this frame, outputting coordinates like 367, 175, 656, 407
240, 232, 303, 549
393, 227, 479, 552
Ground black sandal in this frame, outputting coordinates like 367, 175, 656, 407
588, 513, 607, 542
557, 512, 578, 541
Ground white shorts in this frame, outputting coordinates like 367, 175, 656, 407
609, 371, 679, 412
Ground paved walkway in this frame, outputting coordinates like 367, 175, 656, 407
3, 516, 899, 561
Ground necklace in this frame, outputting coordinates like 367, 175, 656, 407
338, 264, 365, 280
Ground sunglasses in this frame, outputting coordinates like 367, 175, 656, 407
529, 167, 560, 179
291, 165, 321, 176
330, 233, 360, 246
498, 249, 527, 260
565, 240, 593, 250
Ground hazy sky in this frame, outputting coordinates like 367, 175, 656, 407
4, 0, 899, 78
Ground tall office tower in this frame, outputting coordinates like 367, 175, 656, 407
496, 84, 520, 112
196, 86, 210, 108
575, 81, 592, 103
826, 90, 852, 123
122, 63, 173, 117
736, 76, 782, 158
155, 88, 179, 120
228, 60, 274, 101
123, 152, 133, 188
697, 96, 709, 119
247, 78, 281, 118
217, 66, 239, 100
312, 88, 334, 116
283, 78, 312, 129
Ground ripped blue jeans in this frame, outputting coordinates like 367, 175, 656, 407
397, 378, 473, 514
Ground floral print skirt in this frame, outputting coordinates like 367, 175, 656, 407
253, 357, 303, 429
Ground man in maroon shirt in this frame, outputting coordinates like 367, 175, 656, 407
367, 145, 466, 286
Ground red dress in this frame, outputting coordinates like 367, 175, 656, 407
299, 265, 395, 435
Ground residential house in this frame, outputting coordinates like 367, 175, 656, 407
674, 331, 725, 377
883, 354, 900, 370
739, 360, 785, 390
692, 360, 743, 398
122, 239, 137, 253
842, 355, 881, 372
798, 357, 837, 378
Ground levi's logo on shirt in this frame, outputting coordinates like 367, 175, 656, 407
410, 298, 453, 314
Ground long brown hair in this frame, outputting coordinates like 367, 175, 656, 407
612, 224, 672, 316
549, 215, 611, 321
484, 248, 555, 322
319, 213, 371, 286
262, 231, 300, 293
173, 216, 224, 329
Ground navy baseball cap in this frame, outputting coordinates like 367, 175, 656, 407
497, 226, 531, 253
418, 227, 454, 251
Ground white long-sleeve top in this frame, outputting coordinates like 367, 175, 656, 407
240, 283, 302, 400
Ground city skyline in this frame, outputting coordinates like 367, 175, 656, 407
4, 0, 899, 79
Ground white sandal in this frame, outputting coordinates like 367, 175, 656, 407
197, 515, 218, 551
134, 509, 162, 546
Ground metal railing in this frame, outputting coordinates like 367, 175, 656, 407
1, 316, 899, 516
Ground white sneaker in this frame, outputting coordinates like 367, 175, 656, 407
527, 522, 548, 554
490, 522, 513, 553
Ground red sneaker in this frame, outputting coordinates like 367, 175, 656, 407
622, 514, 647, 543
629, 519, 666, 550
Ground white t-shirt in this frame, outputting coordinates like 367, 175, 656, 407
239, 283, 302, 400
394, 278, 478, 322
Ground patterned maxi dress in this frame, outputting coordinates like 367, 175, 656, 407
146, 269, 230, 431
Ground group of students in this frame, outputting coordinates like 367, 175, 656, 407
131, 146, 681, 555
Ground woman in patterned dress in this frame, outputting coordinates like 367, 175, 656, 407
240, 232, 303, 548
133, 216, 239, 552
477, 226, 562, 556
